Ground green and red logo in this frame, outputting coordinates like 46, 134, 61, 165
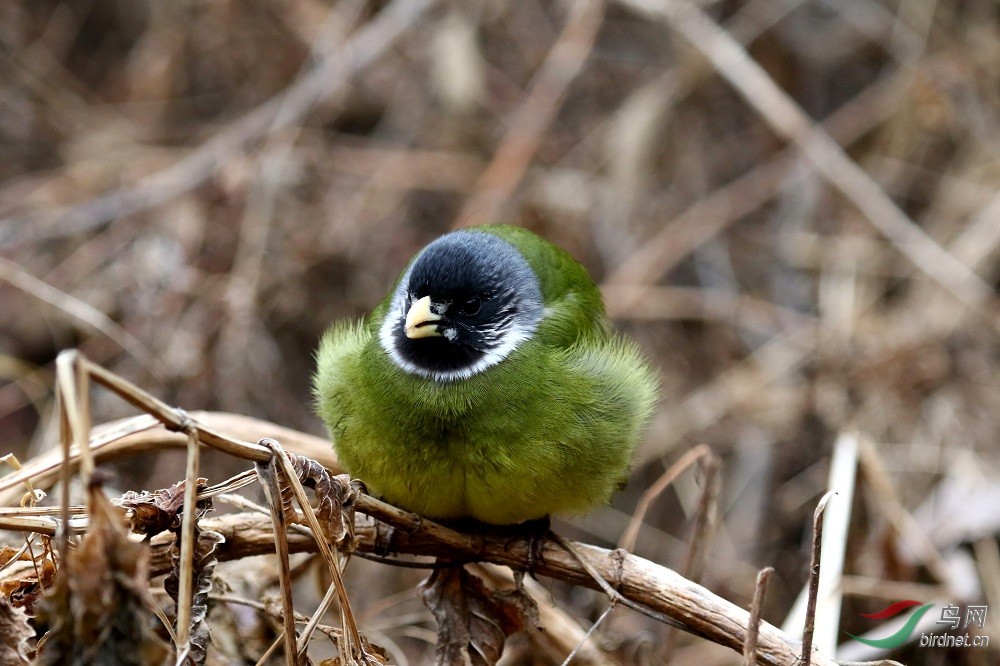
847, 600, 935, 649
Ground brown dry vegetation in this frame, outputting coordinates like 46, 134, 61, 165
0, 0, 999, 664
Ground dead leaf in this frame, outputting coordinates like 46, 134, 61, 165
36, 483, 170, 665
164, 502, 223, 666
0, 596, 32, 664
494, 572, 541, 633
287, 455, 359, 551
0, 546, 22, 567
0, 544, 57, 613
420, 565, 525, 666
116, 478, 210, 537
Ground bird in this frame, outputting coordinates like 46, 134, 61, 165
313, 225, 657, 525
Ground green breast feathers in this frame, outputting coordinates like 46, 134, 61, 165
313, 225, 657, 525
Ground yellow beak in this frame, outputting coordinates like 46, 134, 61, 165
404, 295, 443, 339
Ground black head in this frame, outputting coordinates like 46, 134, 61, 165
379, 230, 544, 381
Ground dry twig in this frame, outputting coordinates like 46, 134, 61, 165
801, 491, 837, 666
744, 567, 774, 666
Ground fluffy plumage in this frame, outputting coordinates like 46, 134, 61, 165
313, 225, 657, 525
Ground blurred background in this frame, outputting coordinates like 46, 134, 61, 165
1, 0, 998, 663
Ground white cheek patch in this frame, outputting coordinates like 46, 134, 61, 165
423, 320, 535, 382
378, 305, 407, 368
378, 270, 413, 370
456, 324, 533, 378
442, 328, 458, 341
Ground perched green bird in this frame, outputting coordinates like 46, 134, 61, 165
313, 225, 657, 525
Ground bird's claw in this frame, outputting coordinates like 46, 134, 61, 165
374, 521, 397, 557
502, 516, 551, 578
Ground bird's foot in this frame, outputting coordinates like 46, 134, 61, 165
510, 516, 551, 578
437, 516, 552, 576
374, 521, 397, 557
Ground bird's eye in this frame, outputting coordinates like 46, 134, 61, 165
458, 296, 481, 316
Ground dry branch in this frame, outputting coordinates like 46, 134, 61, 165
801, 491, 836, 666
744, 567, 773, 666
142, 499, 834, 666
6, 494, 836, 665
0, 413, 338, 507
